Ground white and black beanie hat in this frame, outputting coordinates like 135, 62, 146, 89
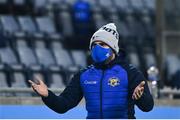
89, 23, 119, 54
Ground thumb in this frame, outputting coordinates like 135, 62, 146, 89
139, 81, 145, 87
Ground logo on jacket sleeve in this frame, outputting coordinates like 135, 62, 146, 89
108, 77, 120, 87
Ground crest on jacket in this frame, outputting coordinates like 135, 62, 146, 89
108, 77, 120, 87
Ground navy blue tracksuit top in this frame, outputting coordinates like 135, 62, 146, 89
42, 54, 154, 119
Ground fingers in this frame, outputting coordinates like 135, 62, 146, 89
137, 88, 143, 98
132, 91, 142, 100
139, 81, 145, 87
132, 93, 136, 100
132, 86, 144, 100
132, 81, 145, 100
34, 75, 44, 85
133, 93, 138, 100
29, 80, 36, 88
28, 80, 38, 92
28, 80, 38, 88
28, 80, 36, 85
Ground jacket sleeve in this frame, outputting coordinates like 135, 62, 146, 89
128, 65, 154, 112
41, 72, 83, 114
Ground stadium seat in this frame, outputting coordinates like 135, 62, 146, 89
47, 65, 66, 88
83, 0, 98, 7
127, 46, 140, 69
47, 0, 60, 5
9, 63, 33, 96
0, 15, 21, 38
0, 64, 12, 96
36, 16, 56, 34
128, 0, 147, 16
172, 70, 180, 89
49, 40, 79, 83
164, 1, 177, 31
143, 0, 156, 17
33, 39, 56, 68
143, 46, 157, 69
0, 44, 30, 93
0, 46, 19, 65
0, 0, 8, 5
143, 0, 155, 11
113, 0, 132, 15
141, 15, 155, 42
165, 54, 180, 88
125, 15, 146, 42
13, 0, 26, 7
17, 16, 44, 39
11, 0, 30, 14
117, 20, 131, 44
35, 16, 61, 40
18, 16, 37, 33
70, 50, 87, 68
0, 64, 9, 88
92, 11, 107, 30
144, 52, 157, 68
10, 64, 27, 88
51, 41, 74, 68
66, 65, 79, 84
49, 0, 72, 13
32, 0, 48, 15
16, 39, 38, 67
0, 0, 10, 13
129, 0, 144, 10
65, 0, 77, 6
99, 0, 113, 9
57, 6, 74, 40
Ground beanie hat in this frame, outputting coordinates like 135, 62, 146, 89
89, 23, 119, 54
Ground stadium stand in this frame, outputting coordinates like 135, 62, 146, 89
0, 0, 179, 98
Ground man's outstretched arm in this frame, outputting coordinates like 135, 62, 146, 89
29, 73, 83, 114
129, 65, 154, 112
134, 80, 154, 112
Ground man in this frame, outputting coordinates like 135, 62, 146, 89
29, 23, 154, 119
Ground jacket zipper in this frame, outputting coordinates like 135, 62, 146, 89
100, 70, 104, 118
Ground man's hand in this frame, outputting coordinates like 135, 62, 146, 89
28, 75, 48, 97
132, 81, 145, 100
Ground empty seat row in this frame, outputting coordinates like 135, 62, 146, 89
0, 63, 66, 97
0, 2, 155, 48
0, 0, 156, 12
0, 38, 88, 92
126, 45, 157, 72
164, 54, 180, 88
0, 15, 61, 40
0, 39, 88, 68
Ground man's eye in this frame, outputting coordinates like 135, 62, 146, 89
99, 43, 106, 46
92, 43, 107, 48
99, 43, 103, 46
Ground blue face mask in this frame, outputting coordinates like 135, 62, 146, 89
91, 44, 112, 63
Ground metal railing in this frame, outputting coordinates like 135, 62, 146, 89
0, 87, 180, 99
0, 87, 64, 95
159, 87, 180, 99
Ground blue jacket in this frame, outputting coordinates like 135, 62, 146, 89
42, 54, 154, 119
